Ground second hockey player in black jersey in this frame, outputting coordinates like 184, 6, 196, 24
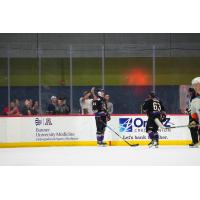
92, 88, 110, 146
142, 91, 166, 148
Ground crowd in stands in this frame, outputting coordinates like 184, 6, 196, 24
46, 96, 70, 115
2, 98, 40, 116
1, 96, 70, 116
1, 89, 113, 116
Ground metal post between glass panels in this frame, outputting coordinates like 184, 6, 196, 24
102, 45, 105, 90
7, 45, 10, 110
38, 52, 42, 114
152, 45, 156, 93
69, 45, 73, 113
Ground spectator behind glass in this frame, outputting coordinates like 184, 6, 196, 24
104, 94, 114, 114
32, 101, 39, 115
79, 91, 93, 114
21, 99, 33, 115
2, 105, 9, 115
14, 98, 22, 113
3, 101, 21, 116
47, 96, 58, 115
29, 99, 33, 108
55, 97, 70, 114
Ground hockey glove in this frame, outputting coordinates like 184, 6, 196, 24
160, 112, 167, 122
106, 113, 111, 121
189, 119, 198, 127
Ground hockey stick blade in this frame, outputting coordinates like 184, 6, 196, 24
104, 122, 139, 147
131, 144, 139, 147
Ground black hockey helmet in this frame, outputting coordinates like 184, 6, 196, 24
96, 88, 105, 97
149, 91, 156, 98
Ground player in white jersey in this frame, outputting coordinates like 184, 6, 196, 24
189, 77, 200, 147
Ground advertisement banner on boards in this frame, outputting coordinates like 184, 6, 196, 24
108, 115, 191, 141
0, 115, 191, 143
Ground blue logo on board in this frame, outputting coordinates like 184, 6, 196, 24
119, 118, 132, 132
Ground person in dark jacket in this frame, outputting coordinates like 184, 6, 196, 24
55, 96, 70, 114
47, 96, 58, 115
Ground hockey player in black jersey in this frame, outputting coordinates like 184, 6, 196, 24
91, 88, 110, 146
142, 91, 166, 148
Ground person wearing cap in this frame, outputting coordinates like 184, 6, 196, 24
55, 96, 70, 114
189, 77, 200, 147
47, 96, 58, 115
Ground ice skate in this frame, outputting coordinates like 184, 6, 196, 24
148, 140, 154, 148
148, 140, 159, 148
189, 143, 199, 148
154, 141, 159, 148
97, 141, 107, 147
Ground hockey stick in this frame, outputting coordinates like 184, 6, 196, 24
163, 123, 200, 129
103, 122, 139, 147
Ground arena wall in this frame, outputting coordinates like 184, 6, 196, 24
0, 114, 191, 148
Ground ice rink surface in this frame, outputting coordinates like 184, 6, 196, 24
0, 145, 200, 165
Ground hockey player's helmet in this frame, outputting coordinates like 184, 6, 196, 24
149, 91, 156, 98
97, 88, 105, 97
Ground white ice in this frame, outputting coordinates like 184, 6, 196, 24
0, 146, 200, 165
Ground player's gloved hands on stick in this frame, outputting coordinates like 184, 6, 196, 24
106, 114, 111, 121
160, 112, 167, 122
189, 119, 198, 127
